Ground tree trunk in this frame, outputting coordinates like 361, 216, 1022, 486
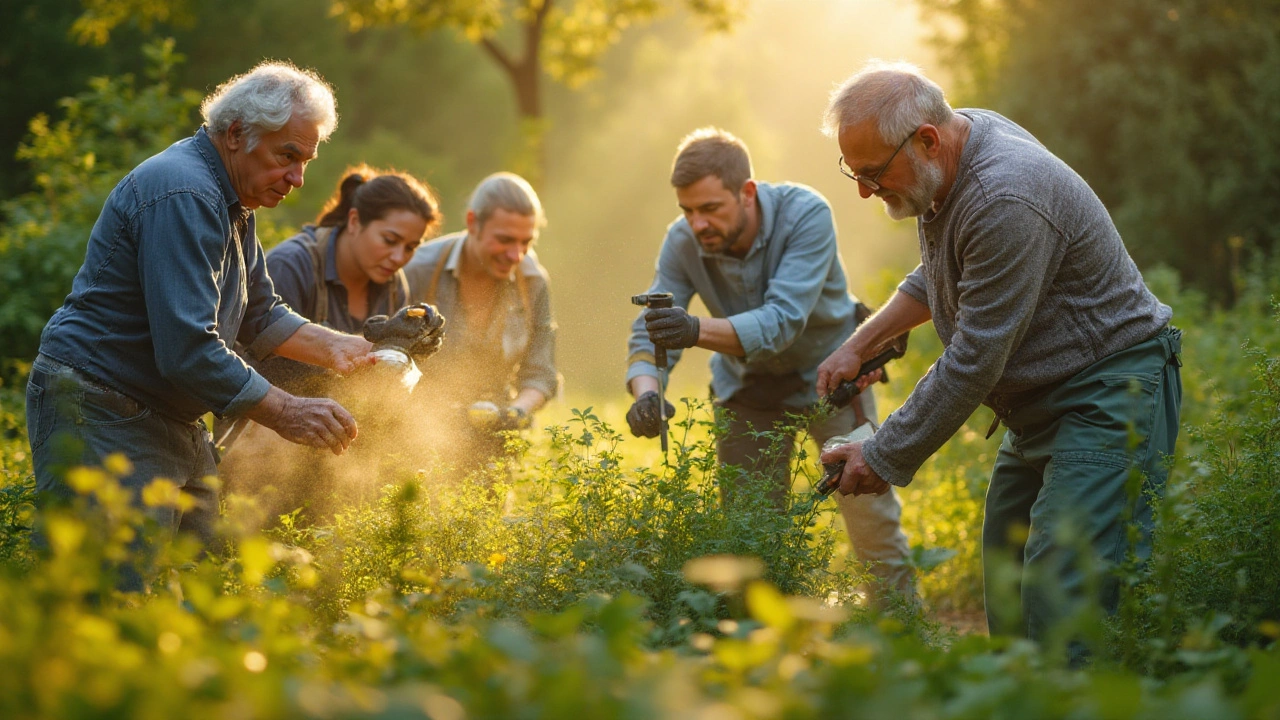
480, 0, 551, 185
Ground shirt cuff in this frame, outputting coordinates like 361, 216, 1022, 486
897, 275, 928, 306
221, 368, 272, 418
244, 313, 309, 361
520, 374, 561, 400
726, 312, 767, 363
626, 359, 660, 389
861, 433, 914, 488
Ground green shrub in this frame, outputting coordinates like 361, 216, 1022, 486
0, 40, 199, 379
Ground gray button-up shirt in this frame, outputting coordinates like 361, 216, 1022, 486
37, 127, 307, 423
626, 181, 860, 408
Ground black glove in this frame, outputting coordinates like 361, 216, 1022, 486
626, 391, 675, 438
363, 303, 446, 361
644, 307, 700, 349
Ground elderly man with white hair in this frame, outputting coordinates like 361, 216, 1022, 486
26, 62, 376, 572
815, 61, 1182, 655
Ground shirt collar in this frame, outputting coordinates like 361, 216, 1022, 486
444, 233, 466, 276
193, 126, 243, 211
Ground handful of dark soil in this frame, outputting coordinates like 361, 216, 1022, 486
363, 303, 447, 361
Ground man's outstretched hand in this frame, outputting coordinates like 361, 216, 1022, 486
247, 387, 359, 456
363, 303, 447, 361
626, 390, 675, 438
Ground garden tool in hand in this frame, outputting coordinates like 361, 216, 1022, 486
631, 292, 674, 454
814, 422, 879, 497
815, 331, 910, 497
823, 330, 910, 410
362, 303, 446, 394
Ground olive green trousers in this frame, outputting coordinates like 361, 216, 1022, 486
984, 327, 1183, 650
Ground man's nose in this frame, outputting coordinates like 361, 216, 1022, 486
858, 183, 875, 200
287, 163, 306, 188
690, 214, 708, 232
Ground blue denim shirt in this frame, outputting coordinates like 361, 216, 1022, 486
37, 127, 308, 423
626, 182, 860, 408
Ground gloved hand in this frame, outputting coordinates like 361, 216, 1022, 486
644, 307, 700, 349
363, 303, 447, 361
626, 391, 675, 438
467, 402, 531, 431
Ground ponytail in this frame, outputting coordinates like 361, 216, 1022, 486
315, 164, 375, 227
312, 163, 441, 236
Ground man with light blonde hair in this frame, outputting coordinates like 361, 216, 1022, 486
404, 172, 558, 471
626, 127, 915, 602
817, 60, 1181, 656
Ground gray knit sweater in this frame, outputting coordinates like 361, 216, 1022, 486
862, 109, 1172, 487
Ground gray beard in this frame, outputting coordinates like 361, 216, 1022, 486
883, 151, 944, 220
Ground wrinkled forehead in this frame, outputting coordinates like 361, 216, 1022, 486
836, 120, 891, 169
263, 115, 322, 159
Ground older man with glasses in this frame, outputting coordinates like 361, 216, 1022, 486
816, 61, 1182, 661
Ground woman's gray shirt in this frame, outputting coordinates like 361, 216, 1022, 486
862, 110, 1172, 487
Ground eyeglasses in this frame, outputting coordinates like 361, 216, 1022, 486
837, 129, 916, 192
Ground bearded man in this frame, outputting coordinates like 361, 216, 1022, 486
815, 61, 1181, 655
624, 127, 914, 601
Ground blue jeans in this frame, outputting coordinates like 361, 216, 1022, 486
26, 355, 220, 553
983, 327, 1183, 653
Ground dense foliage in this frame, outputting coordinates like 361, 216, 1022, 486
0, 40, 199, 376
0, 288, 1278, 716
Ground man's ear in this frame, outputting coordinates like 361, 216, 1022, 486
465, 209, 479, 238
224, 120, 247, 151
739, 179, 758, 208
917, 125, 943, 159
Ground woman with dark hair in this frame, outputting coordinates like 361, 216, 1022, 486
254, 165, 443, 392
221, 165, 443, 522
272, 165, 442, 332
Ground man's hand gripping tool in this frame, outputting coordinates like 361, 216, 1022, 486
815, 331, 909, 496
632, 292, 674, 454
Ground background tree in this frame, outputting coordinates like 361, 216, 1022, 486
330, 0, 745, 183
919, 0, 1280, 304
65, 0, 745, 185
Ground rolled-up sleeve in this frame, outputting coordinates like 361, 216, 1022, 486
862, 198, 1059, 486
726, 203, 837, 364
136, 193, 279, 416
897, 264, 928, 305
517, 277, 560, 398
625, 229, 698, 388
